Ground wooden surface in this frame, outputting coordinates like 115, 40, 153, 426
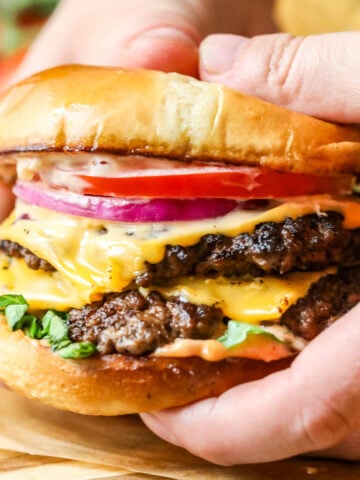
1, 388, 360, 479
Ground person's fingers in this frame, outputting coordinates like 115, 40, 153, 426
312, 430, 360, 461
12, 0, 215, 84
0, 184, 14, 221
141, 303, 360, 465
199, 31, 360, 123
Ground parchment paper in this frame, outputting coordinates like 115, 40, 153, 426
0, 388, 359, 479
0, 449, 130, 480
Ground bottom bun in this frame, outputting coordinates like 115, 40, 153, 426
0, 316, 293, 415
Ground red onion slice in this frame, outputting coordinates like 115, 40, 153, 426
13, 182, 252, 222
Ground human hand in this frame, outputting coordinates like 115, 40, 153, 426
141, 31, 360, 464
199, 31, 360, 123
0, 0, 211, 220
1, 0, 275, 220
12, 0, 207, 82
10, 0, 276, 84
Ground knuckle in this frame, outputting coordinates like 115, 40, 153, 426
297, 397, 354, 452
262, 34, 306, 105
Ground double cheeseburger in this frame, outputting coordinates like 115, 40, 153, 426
0, 65, 359, 415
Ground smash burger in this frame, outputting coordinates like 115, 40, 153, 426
0, 65, 359, 415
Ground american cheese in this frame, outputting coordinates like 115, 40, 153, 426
0, 254, 86, 310
0, 195, 358, 301
148, 270, 333, 323
0, 251, 332, 322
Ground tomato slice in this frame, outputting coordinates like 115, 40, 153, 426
77, 166, 353, 199
34, 154, 354, 199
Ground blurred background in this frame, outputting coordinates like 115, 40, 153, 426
0, 0, 58, 83
0, 0, 359, 86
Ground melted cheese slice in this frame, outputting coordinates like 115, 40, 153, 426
0, 195, 359, 302
0, 250, 332, 322
0, 254, 86, 310
148, 270, 332, 323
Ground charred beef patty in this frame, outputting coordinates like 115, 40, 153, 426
67, 266, 360, 356
68, 291, 223, 355
2, 212, 359, 280
139, 212, 360, 285
280, 266, 360, 341
0, 239, 55, 271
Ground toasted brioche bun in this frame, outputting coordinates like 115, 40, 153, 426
0, 65, 359, 175
0, 315, 292, 415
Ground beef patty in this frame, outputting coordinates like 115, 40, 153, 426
138, 212, 360, 286
1, 212, 359, 281
68, 290, 223, 356
67, 266, 360, 356
0, 239, 55, 271
280, 266, 360, 341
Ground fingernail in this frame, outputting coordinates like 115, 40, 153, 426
200, 34, 249, 75
130, 27, 198, 49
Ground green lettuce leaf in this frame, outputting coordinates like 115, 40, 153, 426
0, 294, 97, 359
56, 342, 98, 359
0, 294, 28, 307
218, 320, 282, 350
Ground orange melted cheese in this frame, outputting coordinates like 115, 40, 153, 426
147, 270, 333, 323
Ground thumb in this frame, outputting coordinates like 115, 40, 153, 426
12, 0, 205, 85
199, 32, 360, 123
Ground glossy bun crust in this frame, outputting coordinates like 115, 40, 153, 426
0, 65, 359, 175
0, 316, 292, 415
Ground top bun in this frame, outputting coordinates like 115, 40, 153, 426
0, 65, 359, 175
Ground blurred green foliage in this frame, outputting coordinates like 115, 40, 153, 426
0, 0, 59, 55
0, 0, 59, 18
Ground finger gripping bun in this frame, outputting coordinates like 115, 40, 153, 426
0, 316, 292, 415
0, 65, 359, 174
